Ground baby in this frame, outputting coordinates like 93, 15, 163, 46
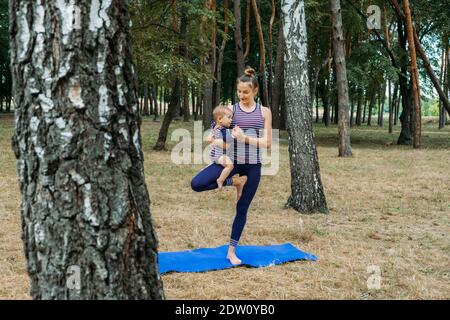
207, 105, 236, 190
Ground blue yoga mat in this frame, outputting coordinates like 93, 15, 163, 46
158, 243, 317, 274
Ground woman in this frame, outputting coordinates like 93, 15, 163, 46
191, 67, 272, 265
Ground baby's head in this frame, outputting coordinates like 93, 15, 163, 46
213, 105, 233, 128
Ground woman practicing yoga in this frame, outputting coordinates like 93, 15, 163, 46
191, 67, 272, 265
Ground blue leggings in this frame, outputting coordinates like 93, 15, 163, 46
191, 163, 262, 246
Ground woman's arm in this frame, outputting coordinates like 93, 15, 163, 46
232, 107, 272, 148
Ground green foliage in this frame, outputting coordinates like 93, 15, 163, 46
422, 97, 440, 116
129, 0, 219, 89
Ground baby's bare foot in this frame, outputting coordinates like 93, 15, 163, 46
235, 176, 247, 200
226, 253, 242, 265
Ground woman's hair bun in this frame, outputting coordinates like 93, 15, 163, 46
244, 67, 256, 77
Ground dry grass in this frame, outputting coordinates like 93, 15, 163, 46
0, 113, 449, 299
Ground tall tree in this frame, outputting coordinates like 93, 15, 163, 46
281, 0, 328, 214
215, 0, 229, 105
330, 0, 352, 157
243, 0, 251, 61
402, 0, 421, 148
268, 0, 276, 106
202, 0, 216, 129
396, 17, 412, 145
387, 0, 450, 116
154, 0, 185, 149
233, 0, 245, 76
10, 0, 164, 299
272, 22, 285, 129
251, 0, 269, 107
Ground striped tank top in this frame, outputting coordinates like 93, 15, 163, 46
231, 102, 264, 164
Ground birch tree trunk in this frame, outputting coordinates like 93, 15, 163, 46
330, 0, 352, 157
281, 0, 328, 214
10, 0, 164, 299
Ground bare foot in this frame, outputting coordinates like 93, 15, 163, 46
234, 176, 247, 200
226, 253, 242, 265
217, 179, 224, 190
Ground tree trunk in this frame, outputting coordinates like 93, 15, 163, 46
153, 83, 159, 120
7, 96, 12, 112
311, 57, 331, 117
163, 88, 167, 115
281, 0, 328, 214
362, 97, 367, 123
243, 0, 251, 61
233, 0, 245, 76
356, 85, 362, 126
251, 0, 269, 107
330, 0, 352, 157
215, 0, 229, 106
380, 82, 386, 127
149, 84, 154, 115
272, 23, 285, 129
143, 82, 150, 116
367, 91, 374, 126
316, 89, 320, 123
202, 0, 216, 129
389, 81, 396, 133
350, 95, 354, 127
397, 17, 412, 145
321, 55, 331, 126
268, 0, 276, 106
181, 7, 190, 122
154, 80, 181, 150
10, 0, 164, 299
388, 0, 449, 116
183, 86, 190, 122
402, 0, 421, 148
394, 86, 400, 126
196, 90, 203, 121
438, 46, 445, 129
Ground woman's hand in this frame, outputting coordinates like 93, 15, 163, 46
232, 126, 246, 142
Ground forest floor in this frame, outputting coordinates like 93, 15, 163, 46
0, 113, 449, 299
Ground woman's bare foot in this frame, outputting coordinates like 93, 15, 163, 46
217, 179, 224, 190
226, 252, 242, 265
233, 176, 248, 200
